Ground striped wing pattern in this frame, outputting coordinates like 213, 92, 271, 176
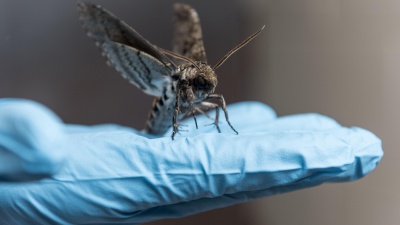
77, 2, 175, 96
102, 42, 173, 96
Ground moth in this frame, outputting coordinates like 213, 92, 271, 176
77, 2, 264, 140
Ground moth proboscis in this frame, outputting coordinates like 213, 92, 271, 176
77, 2, 264, 140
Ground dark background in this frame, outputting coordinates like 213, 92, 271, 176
1, 0, 396, 224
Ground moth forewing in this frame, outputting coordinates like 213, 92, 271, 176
173, 3, 207, 63
102, 42, 173, 96
78, 2, 263, 140
77, 2, 176, 70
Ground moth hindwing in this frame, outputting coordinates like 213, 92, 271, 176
77, 2, 264, 140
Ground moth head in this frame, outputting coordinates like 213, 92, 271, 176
160, 49, 217, 97
192, 64, 217, 95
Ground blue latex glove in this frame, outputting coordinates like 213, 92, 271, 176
0, 99, 383, 225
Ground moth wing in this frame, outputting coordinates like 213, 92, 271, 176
173, 3, 208, 63
102, 42, 173, 96
77, 2, 176, 71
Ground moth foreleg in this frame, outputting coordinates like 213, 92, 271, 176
192, 111, 198, 129
172, 91, 181, 140
207, 94, 238, 135
186, 88, 198, 129
197, 102, 221, 133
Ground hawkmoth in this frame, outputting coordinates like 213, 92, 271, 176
77, 2, 264, 140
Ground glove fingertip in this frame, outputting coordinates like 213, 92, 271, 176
352, 127, 383, 177
227, 101, 277, 123
0, 98, 67, 181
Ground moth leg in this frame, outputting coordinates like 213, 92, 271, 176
172, 91, 181, 140
186, 88, 198, 129
197, 102, 221, 133
183, 105, 212, 120
206, 94, 238, 135
194, 107, 212, 120
176, 124, 189, 133
192, 111, 198, 129
176, 119, 189, 133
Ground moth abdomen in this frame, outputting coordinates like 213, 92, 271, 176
145, 93, 176, 135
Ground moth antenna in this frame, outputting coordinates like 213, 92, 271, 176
160, 48, 200, 70
213, 25, 265, 70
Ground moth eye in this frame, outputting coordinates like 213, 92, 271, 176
194, 77, 207, 89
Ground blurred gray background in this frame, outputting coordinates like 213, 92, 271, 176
0, 0, 395, 224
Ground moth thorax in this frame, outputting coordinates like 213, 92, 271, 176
181, 66, 198, 79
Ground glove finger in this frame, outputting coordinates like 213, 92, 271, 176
0, 99, 67, 181
173, 102, 341, 138
247, 113, 342, 132
222, 101, 277, 126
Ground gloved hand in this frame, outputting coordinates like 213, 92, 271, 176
0, 99, 383, 225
